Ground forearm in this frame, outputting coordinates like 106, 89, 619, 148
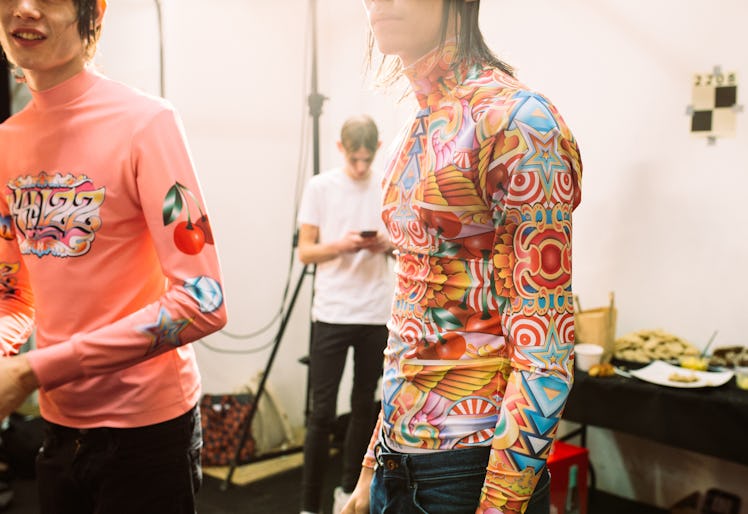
27, 285, 226, 390
0, 253, 36, 357
14, 355, 38, 390
0, 354, 39, 420
342, 466, 374, 514
298, 240, 344, 265
362, 408, 383, 469
478, 369, 568, 513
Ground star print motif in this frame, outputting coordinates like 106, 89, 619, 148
521, 320, 572, 373
517, 123, 565, 201
138, 307, 192, 355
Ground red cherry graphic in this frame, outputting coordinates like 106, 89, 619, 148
488, 163, 509, 188
442, 300, 469, 328
173, 221, 205, 255
194, 215, 214, 245
404, 340, 439, 360
422, 209, 462, 238
465, 311, 501, 334
461, 231, 495, 258
435, 333, 467, 360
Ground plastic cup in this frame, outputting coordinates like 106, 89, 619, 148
575, 343, 604, 372
736, 366, 748, 390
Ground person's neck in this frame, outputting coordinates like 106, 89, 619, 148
343, 167, 371, 182
28, 66, 98, 111
24, 60, 86, 92
403, 42, 463, 109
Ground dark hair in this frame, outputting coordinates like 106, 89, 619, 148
368, 0, 514, 85
74, 0, 103, 59
340, 115, 379, 154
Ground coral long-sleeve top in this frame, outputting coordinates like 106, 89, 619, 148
0, 68, 227, 428
365, 45, 582, 513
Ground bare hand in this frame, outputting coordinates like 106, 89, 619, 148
335, 231, 369, 254
334, 231, 391, 256
368, 233, 393, 254
341, 467, 374, 514
0, 355, 39, 419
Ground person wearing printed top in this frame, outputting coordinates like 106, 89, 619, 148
0, 1, 227, 513
342, 2, 583, 514
297, 115, 392, 514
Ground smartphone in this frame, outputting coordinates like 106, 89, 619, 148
360, 230, 378, 238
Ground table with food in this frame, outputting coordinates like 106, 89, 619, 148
563, 329, 748, 466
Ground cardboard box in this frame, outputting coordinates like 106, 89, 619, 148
547, 440, 589, 514
574, 292, 617, 363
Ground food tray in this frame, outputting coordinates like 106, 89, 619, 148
629, 360, 734, 388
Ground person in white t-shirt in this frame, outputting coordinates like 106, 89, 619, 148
297, 115, 392, 514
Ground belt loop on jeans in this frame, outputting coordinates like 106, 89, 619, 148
378, 451, 414, 487
374, 442, 384, 467
374, 443, 407, 477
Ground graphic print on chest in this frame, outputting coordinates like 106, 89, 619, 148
6, 171, 105, 258
384, 107, 429, 248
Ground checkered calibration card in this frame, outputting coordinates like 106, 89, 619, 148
689, 67, 740, 139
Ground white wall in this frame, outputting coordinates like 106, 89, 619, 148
95, 0, 747, 509
487, 0, 747, 347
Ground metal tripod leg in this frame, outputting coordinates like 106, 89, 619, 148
220, 265, 311, 491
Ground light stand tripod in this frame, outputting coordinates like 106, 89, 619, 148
220, 0, 326, 491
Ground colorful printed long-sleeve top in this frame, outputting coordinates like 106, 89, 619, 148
0, 68, 227, 428
364, 45, 582, 513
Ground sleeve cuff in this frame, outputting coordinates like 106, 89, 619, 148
26, 340, 85, 390
362, 453, 376, 470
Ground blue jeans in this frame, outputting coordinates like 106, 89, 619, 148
370, 445, 551, 514
36, 406, 202, 514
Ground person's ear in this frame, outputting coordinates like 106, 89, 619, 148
96, 0, 107, 27
377, 141, 382, 150
336, 141, 345, 154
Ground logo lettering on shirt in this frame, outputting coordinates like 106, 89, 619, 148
6, 172, 105, 258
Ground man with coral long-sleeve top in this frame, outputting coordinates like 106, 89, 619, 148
0, 1, 227, 512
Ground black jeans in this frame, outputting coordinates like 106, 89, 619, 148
300, 321, 387, 513
36, 406, 202, 514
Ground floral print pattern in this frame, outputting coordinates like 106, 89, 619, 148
367, 44, 582, 514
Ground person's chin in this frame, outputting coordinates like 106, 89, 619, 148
372, 33, 405, 58
348, 170, 369, 181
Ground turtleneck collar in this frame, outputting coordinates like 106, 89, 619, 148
403, 42, 466, 109
30, 67, 99, 111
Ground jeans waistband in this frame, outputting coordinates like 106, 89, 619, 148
375, 444, 491, 480
44, 405, 196, 442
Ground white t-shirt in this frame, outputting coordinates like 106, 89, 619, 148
297, 168, 393, 324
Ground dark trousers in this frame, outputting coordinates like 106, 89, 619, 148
370, 445, 551, 514
300, 321, 387, 513
36, 406, 202, 514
